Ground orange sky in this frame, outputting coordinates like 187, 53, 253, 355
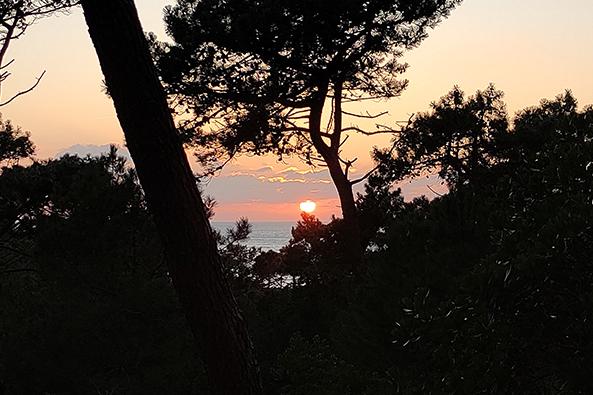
2, 0, 593, 221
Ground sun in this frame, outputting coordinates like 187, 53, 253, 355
299, 200, 317, 214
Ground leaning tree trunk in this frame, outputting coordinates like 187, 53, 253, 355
80, 1, 262, 394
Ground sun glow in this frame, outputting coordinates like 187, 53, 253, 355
299, 200, 317, 214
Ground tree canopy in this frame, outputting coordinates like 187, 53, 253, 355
0, 115, 33, 165
374, 84, 508, 188
159, 0, 460, 161
156, 0, 461, 238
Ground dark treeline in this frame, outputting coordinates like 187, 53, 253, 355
2, 86, 592, 393
1, 0, 593, 393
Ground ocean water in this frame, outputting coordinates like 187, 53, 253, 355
212, 221, 295, 251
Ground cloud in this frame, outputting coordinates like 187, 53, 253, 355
255, 166, 275, 173
255, 175, 331, 184
204, 172, 338, 206
278, 166, 324, 175
54, 145, 447, 221
259, 176, 306, 183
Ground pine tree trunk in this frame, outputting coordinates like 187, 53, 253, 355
80, 1, 262, 393
308, 93, 363, 272
325, 153, 363, 271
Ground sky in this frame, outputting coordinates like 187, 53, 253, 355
2, 0, 593, 221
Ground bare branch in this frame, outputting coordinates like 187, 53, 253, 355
376, 113, 415, 129
343, 126, 402, 136
0, 7, 21, 68
331, 80, 342, 149
348, 114, 416, 185
0, 69, 46, 106
342, 110, 388, 119
427, 184, 444, 197
0, 58, 14, 69
339, 156, 358, 178
350, 140, 398, 186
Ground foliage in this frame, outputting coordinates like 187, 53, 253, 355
215, 217, 264, 292
2, 89, 593, 393
374, 84, 508, 188
272, 334, 355, 395
243, 90, 593, 393
0, 149, 205, 394
156, 0, 461, 188
0, 115, 34, 165
346, 90, 593, 392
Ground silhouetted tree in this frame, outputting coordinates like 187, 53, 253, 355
157, 0, 462, 267
0, 151, 206, 393
348, 90, 593, 392
4, 87, 592, 393
80, 1, 261, 393
373, 84, 508, 189
0, 0, 75, 106
0, 115, 34, 270
248, 89, 593, 393
0, 114, 33, 166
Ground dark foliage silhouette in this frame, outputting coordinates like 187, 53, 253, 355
0, 150, 206, 393
80, 0, 262, 393
156, 0, 462, 266
0, 115, 34, 166
2, 13, 592, 389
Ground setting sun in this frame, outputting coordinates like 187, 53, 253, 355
299, 200, 317, 214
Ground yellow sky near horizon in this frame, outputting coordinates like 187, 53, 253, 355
2, 0, 593, 221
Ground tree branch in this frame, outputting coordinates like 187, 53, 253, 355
0, 69, 46, 106
342, 109, 388, 119
0, 6, 21, 68
342, 126, 402, 136
350, 140, 398, 186
331, 80, 343, 149
426, 184, 444, 197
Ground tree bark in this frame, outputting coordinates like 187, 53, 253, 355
80, 1, 262, 394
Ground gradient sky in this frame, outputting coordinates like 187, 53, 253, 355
2, 0, 593, 221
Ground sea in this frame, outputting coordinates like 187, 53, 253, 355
212, 222, 294, 251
